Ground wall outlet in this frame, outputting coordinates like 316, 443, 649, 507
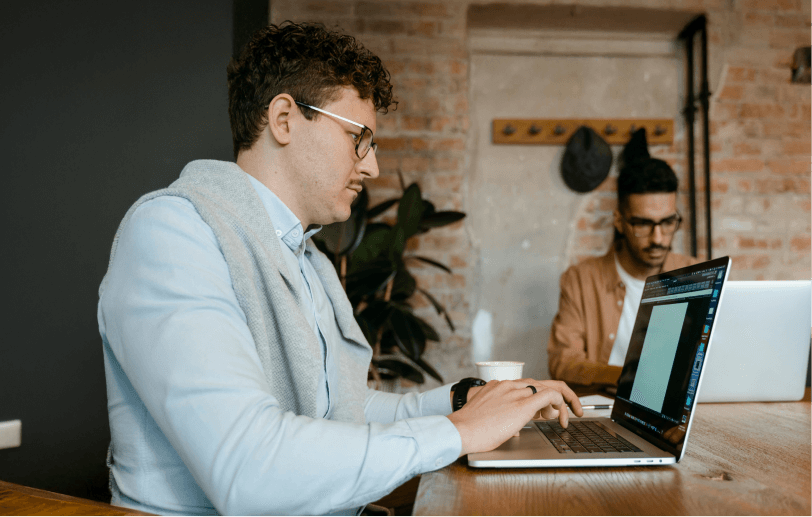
0, 420, 22, 449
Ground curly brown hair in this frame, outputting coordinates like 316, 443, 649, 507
227, 21, 396, 159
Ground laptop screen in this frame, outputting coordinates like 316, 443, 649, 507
612, 256, 731, 457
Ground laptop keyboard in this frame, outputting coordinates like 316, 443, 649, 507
535, 421, 642, 454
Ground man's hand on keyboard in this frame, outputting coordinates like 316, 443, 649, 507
448, 379, 583, 456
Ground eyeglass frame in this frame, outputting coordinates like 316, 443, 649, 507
294, 101, 377, 160
619, 211, 683, 238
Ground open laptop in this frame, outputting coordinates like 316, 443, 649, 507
469, 256, 731, 468
697, 280, 811, 403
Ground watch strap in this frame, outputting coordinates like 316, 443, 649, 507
451, 377, 486, 411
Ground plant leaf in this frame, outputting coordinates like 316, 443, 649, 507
410, 255, 452, 274
348, 224, 391, 272
396, 183, 425, 239
416, 317, 440, 342
379, 329, 397, 354
370, 360, 397, 380
388, 308, 426, 359
419, 211, 466, 232
391, 268, 417, 299
356, 315, 376, 348
367, 198, 399, 219
388, 226, 407, 259
413, 356, 444, 383
346, 261, 396, 300
357, 301, 394, 345
359, 300, 394, 329
417, 288, 455, 332
373, 358, 425, 384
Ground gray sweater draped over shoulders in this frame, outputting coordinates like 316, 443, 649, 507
100, 159, 372, 423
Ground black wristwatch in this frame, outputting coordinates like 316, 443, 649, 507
451, 377, 486, 411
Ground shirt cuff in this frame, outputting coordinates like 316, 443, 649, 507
418, 383, 454, 416
405, 415, 462, 473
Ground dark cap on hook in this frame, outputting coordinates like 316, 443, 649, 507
560, 125, 613, 193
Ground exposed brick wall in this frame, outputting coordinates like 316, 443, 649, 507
705, 0, 811, 279
270, 0, 810, 387
564, 1, 811, 278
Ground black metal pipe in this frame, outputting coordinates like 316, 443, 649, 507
679, 14, 712, 259
683, 32, 698, 258
679, 15, 707, 40
700, 21, 712, 260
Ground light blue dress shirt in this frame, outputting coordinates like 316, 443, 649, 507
98, 172, 461, 515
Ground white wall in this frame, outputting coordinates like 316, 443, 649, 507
467, 29, 682, 379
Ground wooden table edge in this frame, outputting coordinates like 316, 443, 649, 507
0, 480, 153, 515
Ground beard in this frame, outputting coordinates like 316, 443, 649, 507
627, 241, 671, 269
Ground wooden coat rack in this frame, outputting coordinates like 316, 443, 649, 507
492, 118, 673, 145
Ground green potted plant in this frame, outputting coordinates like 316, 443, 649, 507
314, 174, 465, 388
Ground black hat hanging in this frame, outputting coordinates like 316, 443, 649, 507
560, 125, 613, 193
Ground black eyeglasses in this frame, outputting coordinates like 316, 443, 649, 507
295, 102, 377, 160
621, 212, 682, 238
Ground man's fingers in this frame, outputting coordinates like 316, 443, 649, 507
558, 402, 570, 428
539, 406, 559, 420
525, 379, 584, 417
489, 380, 581, 427
530, 388, 564, 413
556, 383, 583, 417
524, 388, 574, 428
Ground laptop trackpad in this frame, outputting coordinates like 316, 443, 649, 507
491, 425, 556, 453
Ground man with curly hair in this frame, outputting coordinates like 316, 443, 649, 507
99, 22, 581, 515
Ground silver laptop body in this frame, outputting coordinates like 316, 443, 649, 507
697, 280, 811, 403
469, 257, 732, 468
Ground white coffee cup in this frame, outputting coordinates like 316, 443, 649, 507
475, 361, 525, 381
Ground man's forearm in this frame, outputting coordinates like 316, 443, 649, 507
552, 358, 622, 386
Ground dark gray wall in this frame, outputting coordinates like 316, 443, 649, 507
0, 0, 234, 501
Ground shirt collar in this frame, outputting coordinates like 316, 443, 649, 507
245, 173, 322, 256
602, 246, 625, 293
614, 252, 645, 289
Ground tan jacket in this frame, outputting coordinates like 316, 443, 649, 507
547, 247, 698, 387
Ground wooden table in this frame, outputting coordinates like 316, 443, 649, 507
414, 390, 811, 515
0, 481, 151, 516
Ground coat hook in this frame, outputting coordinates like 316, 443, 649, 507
629, 124, 638, 134
502, 124, 516, 136
604, 124, 617, 135
553, 125, 566, 136
654, 124, 667, 136
528, 124, 542, 135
